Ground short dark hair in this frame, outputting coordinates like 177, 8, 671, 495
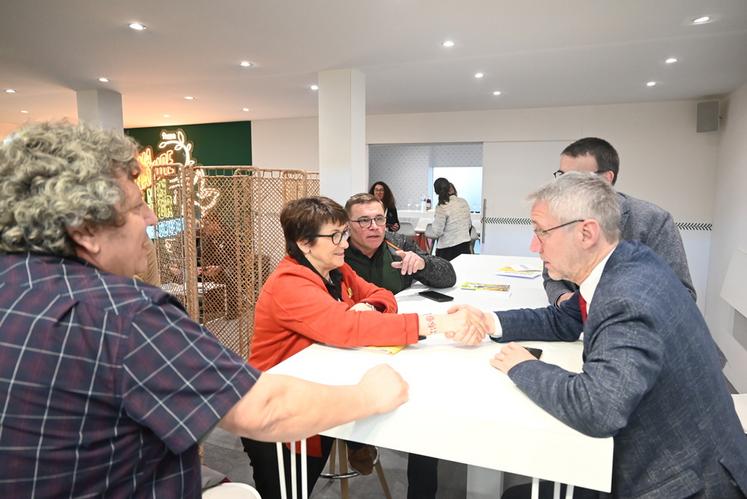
344, 193, 383, 213
561, 137, 620, 185
280, 196, 348, 261
368, 181, 396, 210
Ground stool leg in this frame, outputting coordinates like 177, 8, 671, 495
337, 441, 350, 499
327, 439, 337, 474
374, 461, 392, 499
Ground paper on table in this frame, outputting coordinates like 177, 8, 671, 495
497, 265, 542, 279
460, 282, 510, 292
364, 345, 407, 355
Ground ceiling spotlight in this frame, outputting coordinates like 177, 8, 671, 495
184, 95, 195, 100
492, 90, 502, 96
665, 57, 678, 64
20, 110, 29, 114
128, 22, 147, 31
646, 81, 657, 87
474, 72, 484, 79
4, 88, 16, 94
691, 16, 711, 25
242, 107, 250, 112
309, 84, 319, 91
163, 114, 170, 118
442, 40, 455, 48
98, 77, 109, 83
240, 61, 253, 68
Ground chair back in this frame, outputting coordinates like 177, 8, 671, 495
202, 482, 262, 498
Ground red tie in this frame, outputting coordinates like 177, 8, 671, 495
578, 294, 588, 323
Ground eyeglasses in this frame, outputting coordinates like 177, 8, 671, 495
553, 169, 601, 179
533, 219, 584, 241
315, 228, 350, 245
351, 215, 386, 228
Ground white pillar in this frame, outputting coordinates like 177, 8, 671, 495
76, 89, 123, 133
318, 69, 367, 204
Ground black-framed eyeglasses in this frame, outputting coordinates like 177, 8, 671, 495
553, 169, 601, 179
315, 228, 350, 245
351, 215, 386, 228
533, 219, 584, 241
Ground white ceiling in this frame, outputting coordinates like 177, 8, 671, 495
1, 0, 746, 129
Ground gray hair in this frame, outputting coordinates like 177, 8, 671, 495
0, 121, 141, 256
529, 171, 621, 242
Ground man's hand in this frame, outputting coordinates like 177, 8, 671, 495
490, 343, 538, 373
556, 292, 574, 306
390, 222, 400, 232
391, 250, 426, 275
358, 364, 409, 414
432, 304, 494, 345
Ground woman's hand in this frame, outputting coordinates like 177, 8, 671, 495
349, 302, 376, 312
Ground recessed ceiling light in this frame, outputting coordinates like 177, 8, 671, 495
239, 61, 253, 68
163, 114, 170, 118
492, 90, 502, 96
4, 88, 16, 94
442, 40, 455, 48
98, 77, 109, 83
20, 110, 29, 114
691, 16, 711, 25
129, 22, 147, 31
309, 84, 319, 91
242, 107, 250, 112
474, 72, 484, 79
184, 96, 195, 100
646, 81, 657, 87
665, 57, 678, 64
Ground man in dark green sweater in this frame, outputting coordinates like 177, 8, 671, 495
344, 192, 456, 499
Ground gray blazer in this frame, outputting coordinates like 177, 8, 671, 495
496, 241, 747, 498
543, 192, 696, 304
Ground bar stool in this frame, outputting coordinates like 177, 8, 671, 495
321, 439, 392, 499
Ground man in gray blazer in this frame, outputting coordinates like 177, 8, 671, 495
485, 172, 746, 498
544, 137, 696, 305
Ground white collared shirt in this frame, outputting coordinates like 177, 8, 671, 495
490, 245, 617, 337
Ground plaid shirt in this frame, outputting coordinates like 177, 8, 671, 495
0, 252, 260, 498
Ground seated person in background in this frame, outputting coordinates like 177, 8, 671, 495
430, 177, 473, 261
242, 196, 492, 499
345, 192, 456, 294
0, 121, 409, 498
544, 136, 696, 305
370, 180, 400, 231
344, 192, 456, 499
465, 172, 746, 498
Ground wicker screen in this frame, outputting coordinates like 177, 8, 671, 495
145, 165, 318, 359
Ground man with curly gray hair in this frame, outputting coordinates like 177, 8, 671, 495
0, 121, 409, 498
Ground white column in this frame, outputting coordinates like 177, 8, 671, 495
318, 69, 367, 204
76, 89, 123, 133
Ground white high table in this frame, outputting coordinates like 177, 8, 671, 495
269, 254, 613, 498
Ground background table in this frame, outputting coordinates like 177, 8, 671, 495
269, 255, 613, 497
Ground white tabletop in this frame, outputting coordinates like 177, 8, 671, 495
269, 254, 613, 492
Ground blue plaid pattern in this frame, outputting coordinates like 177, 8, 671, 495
0, 252, 260, 498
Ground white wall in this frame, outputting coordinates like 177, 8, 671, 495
706, 82, 747, 391
251, 117, 318, 170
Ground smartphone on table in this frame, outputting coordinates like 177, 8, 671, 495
418, 290, 454, 302
525, 347, 543, 359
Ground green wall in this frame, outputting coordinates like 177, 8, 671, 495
125, 121, 251, 166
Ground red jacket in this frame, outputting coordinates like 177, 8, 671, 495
250, 256, 419, 371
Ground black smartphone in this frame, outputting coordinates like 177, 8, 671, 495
525, 347, 543, 359
418, 290, 454, 302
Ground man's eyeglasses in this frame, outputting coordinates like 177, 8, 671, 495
533, 219, 584, 241
315, 228, 350, 245
553, 169, 601, 179
351, 215, 386, 228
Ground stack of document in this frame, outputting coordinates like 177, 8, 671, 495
496, 265, 543, 279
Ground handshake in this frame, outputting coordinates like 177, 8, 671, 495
417, 304, 496, 346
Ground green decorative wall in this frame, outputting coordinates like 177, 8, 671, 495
125, 121, 251, 166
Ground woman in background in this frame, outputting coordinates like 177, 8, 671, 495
430, 177, 472, 261
370, 181, 400, 231
242, 196, 490, 499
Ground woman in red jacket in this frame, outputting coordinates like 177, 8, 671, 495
242, 196, 489, 499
